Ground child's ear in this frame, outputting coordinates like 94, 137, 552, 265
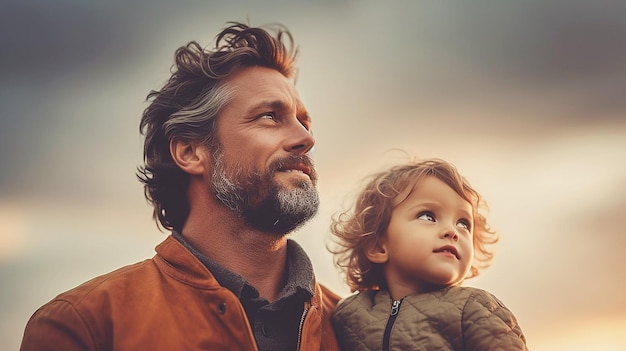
170, 139, 207, 176
365, 238, 388, 264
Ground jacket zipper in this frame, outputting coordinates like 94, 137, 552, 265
382, 299, 403, 351
296, 306, 309, 351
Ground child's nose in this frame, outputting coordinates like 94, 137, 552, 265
442, 230, 459, 242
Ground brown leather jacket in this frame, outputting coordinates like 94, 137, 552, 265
20, 235, 341, 351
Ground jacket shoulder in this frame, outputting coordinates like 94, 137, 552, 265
20, 260, 155, 351
56, 260, 155, 304
458, 286, 529, 350
331, 291, 389, 351
334, 289, 376, 311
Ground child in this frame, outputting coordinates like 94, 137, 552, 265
329, 158, 528, 351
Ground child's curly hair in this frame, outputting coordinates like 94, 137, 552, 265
329, 158, 499, 292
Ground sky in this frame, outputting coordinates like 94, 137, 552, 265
1, 0, 626, 350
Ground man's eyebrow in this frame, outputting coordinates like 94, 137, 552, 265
248, 99, 289, 113
267, 99, 289, 109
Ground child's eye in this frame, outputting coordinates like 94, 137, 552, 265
456, 219, 471, 231
417, 212, 435, 222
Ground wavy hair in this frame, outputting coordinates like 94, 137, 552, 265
329, 158, 499, 292
137, 22, 299, 231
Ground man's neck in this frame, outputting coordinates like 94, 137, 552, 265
181, 212, 289, 302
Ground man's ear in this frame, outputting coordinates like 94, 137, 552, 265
365, 237, 389, 264
170, 139, 207, 176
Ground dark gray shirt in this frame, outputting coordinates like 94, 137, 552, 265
173, 231, 315, 351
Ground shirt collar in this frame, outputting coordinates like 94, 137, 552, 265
172, 231, 315, 301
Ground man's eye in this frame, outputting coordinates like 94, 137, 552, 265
300, 121, 311, 131
417, 212, 435, 222
259, 113, 275, 120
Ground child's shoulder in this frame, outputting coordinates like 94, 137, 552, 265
332, 290, 390, 326
336, 290, 379, 309
446, 285, 492, 297
445, 286, 511, 311
392, 286, 503, 309
333, 289, 395, 317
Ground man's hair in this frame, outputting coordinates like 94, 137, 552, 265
137, 22, 299, 231
329, 158, 499, 292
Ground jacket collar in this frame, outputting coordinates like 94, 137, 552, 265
170, 231, 315, 301
153, 235, 223, 289
154, 234, 318, 305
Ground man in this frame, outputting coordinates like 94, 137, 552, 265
21, 22, 341, 351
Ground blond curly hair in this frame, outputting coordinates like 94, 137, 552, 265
329, 158, 499, 292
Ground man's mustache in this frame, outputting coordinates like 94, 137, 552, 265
269, 154, 317, 183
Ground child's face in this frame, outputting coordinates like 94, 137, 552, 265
376, 175, 474, 299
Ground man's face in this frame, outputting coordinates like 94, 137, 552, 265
210, 66, 319, 235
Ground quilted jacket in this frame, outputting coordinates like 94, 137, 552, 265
20, 235, 341, 351
332, 286, 527, 351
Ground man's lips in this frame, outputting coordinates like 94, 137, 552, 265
433, 245, 460, 259
279, 163, 311, 178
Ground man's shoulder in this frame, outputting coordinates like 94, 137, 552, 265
50, 259, 156, 307
22, 258, 160, 347
57, 238, 222, 304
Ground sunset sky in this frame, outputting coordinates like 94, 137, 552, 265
1, 1, 626, 350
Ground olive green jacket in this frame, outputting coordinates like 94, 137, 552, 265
332, 286, 527, 351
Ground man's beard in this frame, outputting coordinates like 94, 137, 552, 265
210, 147, 319, 236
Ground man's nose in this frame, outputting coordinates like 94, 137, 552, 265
285, 122, 315, 154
